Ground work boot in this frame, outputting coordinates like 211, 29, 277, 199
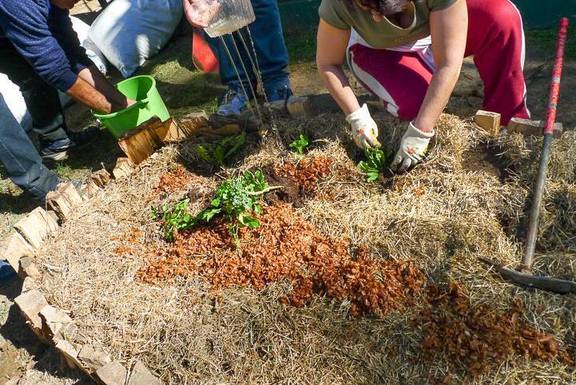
217, 88, 251, 117
266, 83, 293, 104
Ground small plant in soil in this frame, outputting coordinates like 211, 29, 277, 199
358, 148, 388, 182
151, 199, 194, 242
154, 170, 281, 243
194, 132, 246, 167
289, 134, 310, 154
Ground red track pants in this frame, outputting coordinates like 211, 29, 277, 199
348, 0, 530, 125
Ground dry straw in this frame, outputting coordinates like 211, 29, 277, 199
35, 113, 575, 384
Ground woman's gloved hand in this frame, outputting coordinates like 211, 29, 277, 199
391, 121, 435, 173
345, 104, 382, 150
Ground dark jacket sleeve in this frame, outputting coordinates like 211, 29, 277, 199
0, 0, 81, 92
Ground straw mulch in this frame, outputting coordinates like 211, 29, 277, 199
35, 112, 575, 384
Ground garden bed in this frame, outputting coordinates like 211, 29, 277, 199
33, 110, 575, 384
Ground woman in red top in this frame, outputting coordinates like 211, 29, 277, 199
316, 0, 530, 172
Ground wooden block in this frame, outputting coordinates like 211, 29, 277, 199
91, 169, 112, 188
128, 360, 162, 385
80, 180, 101, 200
507, 117, 564, 138
39, 305, 73, 340
14, 207, 59, 249
55, 339, 82, 370
197, 123, 242, 137
14, 290, 49, 336
18, 256, 41, 280
474, 110, 501, 137
153, 118, 185, 143
96, 361, 128, 385
286, 96, 312, 119
112, 157, 135, 180
2, 232, 34, 271
170, 112, 210, 142
78, 344, 112, 373
21, 276, 40, 293
46, 182, 83, 221
118, 123, 162, 165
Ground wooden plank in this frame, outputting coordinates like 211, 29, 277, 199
286, 96, 312, 119
118, 122, 162, 165
46, 182, 83, 221
167, 112, 210, 142
2, 231, 34, 271
507, 117, 564, 138
14, 207, 59, 249
474, 110, 501, 137
112, 157, 135, 180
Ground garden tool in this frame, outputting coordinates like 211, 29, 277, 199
479, 17, 576, 295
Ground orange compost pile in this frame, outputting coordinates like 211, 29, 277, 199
420, 283, 574, 378
137, 204, 425, 317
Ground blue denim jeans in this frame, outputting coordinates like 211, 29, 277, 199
0, 94, 59, 200
206, 0, 290, 99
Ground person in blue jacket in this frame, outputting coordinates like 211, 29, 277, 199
184, 0, 292, 116
0, 0, 135, 201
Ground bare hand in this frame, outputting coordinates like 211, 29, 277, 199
183, 0, 221, 28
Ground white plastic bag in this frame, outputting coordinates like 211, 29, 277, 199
88, 0, 184, 78
70, 16, 109, 75
0, 74, 32, 131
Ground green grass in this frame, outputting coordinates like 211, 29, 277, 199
286, 31, 317, 63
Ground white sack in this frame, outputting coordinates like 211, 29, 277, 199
88, 0, 183, 78
0, 74, 32, 131
70, 16, 109, 75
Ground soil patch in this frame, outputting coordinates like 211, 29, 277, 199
137, 204, 425, 317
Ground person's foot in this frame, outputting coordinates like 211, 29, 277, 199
217, 88, 251, 117
267, 83, 293, 104
0, 260, 16, 282
40, 138, 75, 161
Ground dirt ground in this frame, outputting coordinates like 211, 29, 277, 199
1, 8, 576, 385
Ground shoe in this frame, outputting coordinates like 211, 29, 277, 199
267, 84, 293, 104
217, 88, 251, 117
0, 260, 16, 282
40, 138, 75, 161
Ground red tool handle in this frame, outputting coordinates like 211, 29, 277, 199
544, 17, 569, 135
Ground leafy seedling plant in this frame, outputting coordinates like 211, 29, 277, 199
358, 148, 388, 182
289, 134, 310, 154
195, 132, 246, 167
153, 170, 281, 244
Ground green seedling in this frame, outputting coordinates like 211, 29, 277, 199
358, 148, 388, 182
153, 170, 280, 243
289, 134, 310, 154
195, 132, 247, 166
151, 199, 194, 242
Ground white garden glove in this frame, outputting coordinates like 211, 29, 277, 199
391, 121, 435, 173
345, 104, 382, 150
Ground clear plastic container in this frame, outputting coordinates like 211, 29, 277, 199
203, 0, 255, 37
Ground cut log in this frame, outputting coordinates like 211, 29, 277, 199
39, 305, 73, 340
474, 110, 501, 137
18, 256, 41, 280
78, 344, 112, 373
14, 290, 49, 338
96, 361, 128, 385
91, 169, 112, 188
2, 231, 34, 271
153, 118, 186, 143
169, 112, 210, 142
55, 339, 82, 370
118, 121, 162, 165
112, 157, 135, 180
14, 207, 59, 249
127, 360, 162, 385
46, 182, 83, 221
197, 123, 241, 137
80, 180, 101, 200
21, 276, 40, 293
286, 96, 312, 119
507, 117, 563, 138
